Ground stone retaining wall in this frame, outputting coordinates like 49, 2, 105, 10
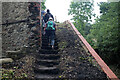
2, 2, 30, 56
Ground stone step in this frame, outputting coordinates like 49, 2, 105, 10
42, 42, 58, 46
0, 58, 13, 64
42, 36, 57, 38
37, 66, 57, 70
37, 54, 60, 60
36, 53, 60, 57
39, 49, 59, 54
35, 61, 59, 67
42, 38, 57, 41
36, 53, 60, 59
41, 46, 52, 50
34, 74, 59, 80
41, 46, 58, 50
42, 37, 57, 40
34, 65, 59, 74
42, 40, 59, 43
35, 59, 60, 67
36, 59, 60, 63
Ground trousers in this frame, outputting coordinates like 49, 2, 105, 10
45, 30, 55, 46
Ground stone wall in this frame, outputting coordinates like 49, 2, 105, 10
2, 2, 30, 56
0, 2, 2, 58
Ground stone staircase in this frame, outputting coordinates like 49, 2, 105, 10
34, 34, 60, 79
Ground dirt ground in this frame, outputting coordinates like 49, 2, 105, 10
56, 23, 108, 79
2, 53, 36, 79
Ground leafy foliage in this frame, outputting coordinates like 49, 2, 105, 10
88, 2, 120, 64
68, 1, 95, 37
69, 1, 120, 65
41, 2, 46, 10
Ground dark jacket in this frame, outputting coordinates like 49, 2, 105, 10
43, 12, 54, 23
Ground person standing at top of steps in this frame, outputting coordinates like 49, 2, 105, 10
43, 9, 54, 23
44, 17, 56, 49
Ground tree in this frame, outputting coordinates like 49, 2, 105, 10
41, 2, 46, 10
68, 1, 95, 37
89, 2, 120, 64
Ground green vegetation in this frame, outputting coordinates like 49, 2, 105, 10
68, 0, 95, 37
1, 68, 28, 79
79, 57, 87, 60
58, 41, 67, 50
88, 2, 120, 65
41, 2, 46, 10
69, 0, 120, 71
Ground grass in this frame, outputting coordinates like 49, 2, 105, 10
1, 68, 28, 79
58, 41, 67, 50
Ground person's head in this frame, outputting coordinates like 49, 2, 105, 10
49, 17, 53, 21
41, 10, 45, 15
47, 9, 50, 13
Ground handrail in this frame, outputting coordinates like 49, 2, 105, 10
67, 20, 119, 80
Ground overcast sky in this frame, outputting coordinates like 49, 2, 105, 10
45, 0, 108, 23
